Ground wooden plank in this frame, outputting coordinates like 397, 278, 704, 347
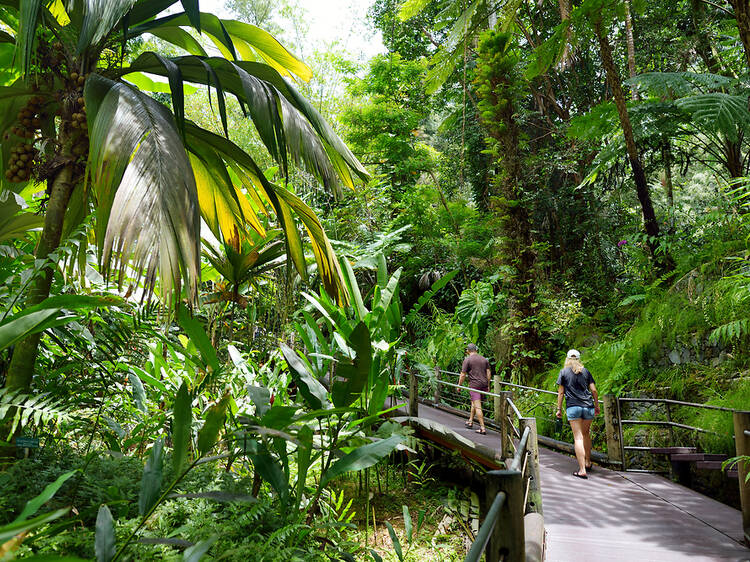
670, 453, 727, 462
648, 446, 698, 454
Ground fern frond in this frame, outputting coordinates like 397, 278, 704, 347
0, 388, 73, 440
709, 318, 750, 345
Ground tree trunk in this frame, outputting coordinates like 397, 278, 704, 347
5, 165, 75, 393
690, 0, 725, 74
623, 0, 638, 100
662, 141, 674, 208
558, 0, 572, 69
593, 19, 670, 271
729, 0, 750, 70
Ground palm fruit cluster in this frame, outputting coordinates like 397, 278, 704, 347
5, 143, 38, 183
5, 96, 44, 183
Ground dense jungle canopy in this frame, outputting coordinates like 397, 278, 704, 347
0, 0, 749, 559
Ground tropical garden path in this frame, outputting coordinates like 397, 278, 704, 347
398, 401, 750, 561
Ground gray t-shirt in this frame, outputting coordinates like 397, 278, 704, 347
556, 367, 595, 408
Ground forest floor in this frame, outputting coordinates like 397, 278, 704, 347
332, 464, 471, 561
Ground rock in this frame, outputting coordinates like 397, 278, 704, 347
669, 350, 681, 364
681, 348, 691, 363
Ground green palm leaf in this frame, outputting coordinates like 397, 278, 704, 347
70, 0, 138, 55
85, 74, 200, 303
676, 93, 750, 142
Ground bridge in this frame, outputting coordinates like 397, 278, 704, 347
391, 367, 750, 561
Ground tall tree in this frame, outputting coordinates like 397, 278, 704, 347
475, 30, 541, 380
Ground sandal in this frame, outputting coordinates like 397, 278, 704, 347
475, 428, 487, 435
464, 421, 474, 428
572, 471, 588, 479
585, 463, 594, 472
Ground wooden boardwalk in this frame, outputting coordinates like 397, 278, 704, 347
403, 402, 750, 561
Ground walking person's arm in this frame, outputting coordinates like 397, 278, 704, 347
556, 385, 564, 418
486, 367, 491, 388
590, 382, 600, 415
459, 370, 466, 388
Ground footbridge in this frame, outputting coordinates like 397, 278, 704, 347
392, 367, 750, 561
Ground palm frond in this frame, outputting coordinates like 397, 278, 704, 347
0, 388, 73, 440
125, 54, 368, 190
85, 74, 200, 304
65, 0, 138, 54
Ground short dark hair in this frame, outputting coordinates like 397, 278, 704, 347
466, 343, 478, 352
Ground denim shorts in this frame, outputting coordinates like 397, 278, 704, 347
566, 406, 595, 420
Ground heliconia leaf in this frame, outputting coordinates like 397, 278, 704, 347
172, 382, 192, 473
168, 491, 256, 503
138, 438, 164, 516
295, 425, 313, 509
183, 535, 218, 562
196, 394, 230, 455
331, 322, 371, 408
128, 373, 147, 413
14, 470, 77, 523
385, 522, 403, 562
403, 505, 412, 543
95, 505, 116, 562
340, 258, 367, 321
247, 451, 289, 502
176, 305, 219, 373
280, 343, 328, 410
320, 435, 403, 487
0, 508, 70, 543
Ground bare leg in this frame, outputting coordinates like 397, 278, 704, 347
468, 402, 475, 424
582, 419, 593, 467
569, 419, 587, 475
473, 399, 485, 430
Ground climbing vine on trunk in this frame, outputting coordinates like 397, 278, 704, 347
475, 30, 541, 381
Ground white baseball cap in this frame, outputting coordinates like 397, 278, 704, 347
566, 349, 580, 359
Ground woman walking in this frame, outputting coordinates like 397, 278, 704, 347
555, 349, 599, 478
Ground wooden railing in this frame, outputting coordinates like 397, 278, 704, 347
406, 369, 543, 561
404, 366, 750, 550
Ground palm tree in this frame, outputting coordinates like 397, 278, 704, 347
0, 0, 368, 397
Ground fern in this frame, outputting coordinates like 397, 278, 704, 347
709, 318, 750, 345
0, 388, 73, 440
676, 93, 750, 142
626, 71, 733, 98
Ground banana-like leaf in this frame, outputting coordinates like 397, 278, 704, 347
331, 322, 371, 408
85, 74, 200, 304
340, 257, 367, 321
172, 382, 192, 472
0, 508, 70, 543
138, 438, 164, 516
280, 343, 328, 410
197, 394, 230, 455
320, 435, 403, 487
0, 190, 43, 241
147, 26, 208, 56
95, 505, 115, 562
14, 470, 77, 523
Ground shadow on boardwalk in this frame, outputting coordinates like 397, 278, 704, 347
402, 401, 750, 562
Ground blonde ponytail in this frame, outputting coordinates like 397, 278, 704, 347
564, 357, 584, 374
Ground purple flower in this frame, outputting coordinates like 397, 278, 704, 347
617, 240, 628, 248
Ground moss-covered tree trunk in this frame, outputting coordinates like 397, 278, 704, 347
475, 30, 541, 381
729, 0, 750, 70
1, 164, 75, 460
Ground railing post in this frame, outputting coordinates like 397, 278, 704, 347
409, 368, 419, 417
733, 410, 750, 545
486, 470, 525, 562
603, 394, 623, 468
499, 391, 513, 459
433, 364, 441, 405
493, 374, 502, 424
519, 417, 542, 515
